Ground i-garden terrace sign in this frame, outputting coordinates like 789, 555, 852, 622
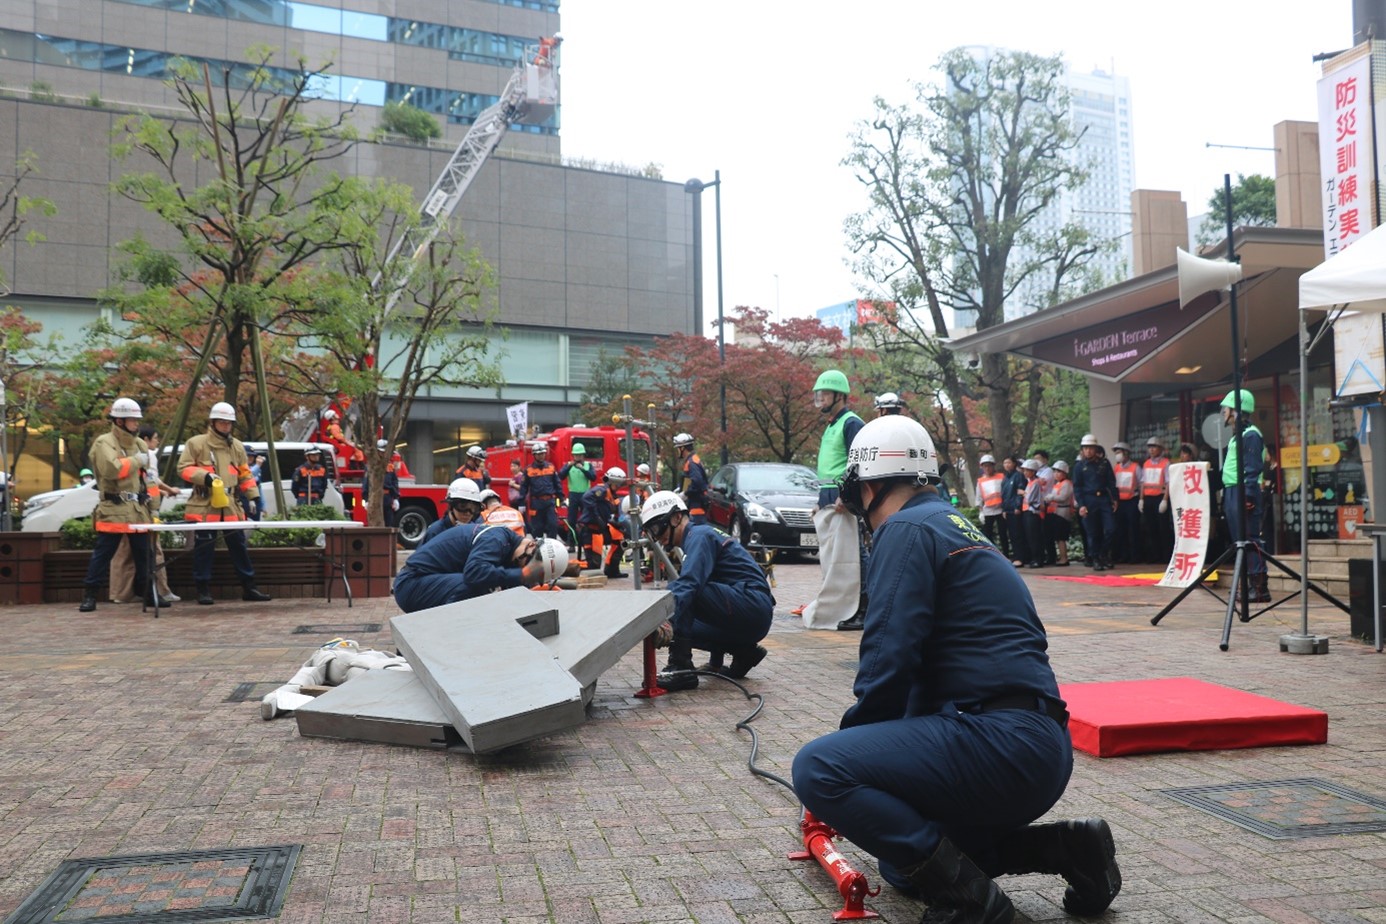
1027, 296, 1218, 380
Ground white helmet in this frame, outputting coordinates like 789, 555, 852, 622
874, 391, 904, 410
641, 490, 687, 528
323, 408, 338, 420
636, 463, 650, 477
606, 466, 627, 482
1080, 433, 1101, 447
672, 433, 694, 448
530, 441, 549, 453
838, 416, 939, 516
979, 453, 995, 465
109, 397, 143, 419
376, 438, 388, 451
446, 477, 482, 502
467, 445, 485, 460
1022, 458, 1041, 472
534, 537, 569, 584
1053, 460, 1070, 473
209, 401, 236, 422
478, 488, 500, 505
1111, 441, 1131, 453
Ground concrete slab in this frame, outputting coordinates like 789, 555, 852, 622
540, 590, 674, 685
293, 668, 457, 749
392, 594, 584, 753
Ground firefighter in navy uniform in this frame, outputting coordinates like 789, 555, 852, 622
456, 445, 491, 491
577, 466, 628, 579
673, 433, 709, 525
178, 402, 271, 605
791, 415, 1120, 924
78, 397, 167, 612
393, 526, 574, 614
419, 478, 483, 548
1072, 434, 1118, 571
520, 441, 563, 540
291, 447, 329, 506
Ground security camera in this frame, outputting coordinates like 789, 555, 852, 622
965, 352, 981, 369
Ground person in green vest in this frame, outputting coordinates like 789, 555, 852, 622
1220, 388, 1270, 603
800, 369, 868, 631
558, 443, 595, 541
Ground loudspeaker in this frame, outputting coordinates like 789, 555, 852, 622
1176, 247, 1244, 307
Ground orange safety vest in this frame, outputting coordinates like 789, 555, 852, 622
1046, 478, 1075, 519
482, 504, 526, 535
1141, 456, 1170, 496
977, 472, 1005, 509
1113, 461, 1139, 501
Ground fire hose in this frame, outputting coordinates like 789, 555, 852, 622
629, 533, 880, 919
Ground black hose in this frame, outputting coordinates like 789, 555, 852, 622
688, 669, 797, 795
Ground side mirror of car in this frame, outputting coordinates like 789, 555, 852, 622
710, 484, 727, 495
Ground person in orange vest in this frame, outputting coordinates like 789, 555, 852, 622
1109, 441, 1141, 564
520, 442, 563, 540
321, 408, 362, 469
1140, 436, 1173, 564
292, 447, 329, 506
80, 398, 169, 612
974, 453, 1009, 560
673, 433, 709, 525
391, 450, 412, 481
578, 467, 629, 579
479, 488, 526, 535
1019, 458, 1047, 568
1044, 460, 1075, 565
456, 445, 490, 490
178, 402, 272, 606
109, 424, 180, 604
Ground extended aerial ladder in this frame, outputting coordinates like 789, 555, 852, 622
372, 33, 562, 314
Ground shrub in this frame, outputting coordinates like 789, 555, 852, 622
378, 101, 441, 142
248, 502, 343, 547
59, 517, 96, 549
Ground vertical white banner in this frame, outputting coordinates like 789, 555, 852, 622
506, 401, 529, 439
1158, 462, 1213, 589
1317, 53, 1373, 258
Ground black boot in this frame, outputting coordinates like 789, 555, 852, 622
145, 590, 174, 608
994, 818, 1120, 916
657, 639, 699, 691
196, 582, 214, 606
837, 593, 868, 631
603, 558, 627, 580
79, 588, 98, 613
242, 585, 271, 602
901, 838, 1014, 924
723, 644, 767, 679
1250, 573, 1271, 603
699, 650, 727, 674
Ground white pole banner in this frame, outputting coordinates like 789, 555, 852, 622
506, 401, 529, 439
1159, 461, 1213, 589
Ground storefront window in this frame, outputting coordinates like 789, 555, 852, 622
1276, 366, 1365, 547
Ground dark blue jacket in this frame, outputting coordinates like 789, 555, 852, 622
395, 522, 525, 596
842, 492, 1059, 729
1071, 456, 1117, 509
522, 461, 562, 505
669, 523, 774, 635
578, 484, 619, 529
1001, 468, 1026, 514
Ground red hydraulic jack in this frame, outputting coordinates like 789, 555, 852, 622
788, 811, 880, 920
633, 634, 667, 698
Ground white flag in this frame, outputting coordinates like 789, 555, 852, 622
506, 401, 529, 439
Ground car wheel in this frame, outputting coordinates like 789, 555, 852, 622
730, 516, 750, 547
395, 506, 432, 549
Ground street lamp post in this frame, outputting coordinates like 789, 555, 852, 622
685, 172, 728, 465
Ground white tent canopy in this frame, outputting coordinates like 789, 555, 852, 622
1299, 222, 1386, 313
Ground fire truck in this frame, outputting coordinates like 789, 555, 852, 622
338, 425, 652, 549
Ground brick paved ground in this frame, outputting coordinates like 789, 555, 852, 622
0, 558, 1383, 923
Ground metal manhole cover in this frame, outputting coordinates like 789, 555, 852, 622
1163, 778, 1386, 838
4, 845, 300, 923
292, 623, 381, 634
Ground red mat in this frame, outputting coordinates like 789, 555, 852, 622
1042, 574, 1159, 587
1058, 677, 1328, 757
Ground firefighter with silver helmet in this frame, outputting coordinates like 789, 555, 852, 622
803, 368, 868, 631
1071, 433, 1117, 571
78, 397, 165, 612
791, 414, 1120, 921
641, 490, 774, 689
873, 391, 905, 417
672, 432, 708, 524
456, 445, 490, 491
418, 478, 483, 548
576, 466, 630, 579
392, 523, 577, 614
520, 441, 563, 541
177, 401, 271, 605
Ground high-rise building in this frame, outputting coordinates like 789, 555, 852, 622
0, 1, 696, 486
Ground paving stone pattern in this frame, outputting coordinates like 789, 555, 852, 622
1, 559, 1384, 922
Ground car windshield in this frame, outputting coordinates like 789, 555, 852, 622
737, 465, 819, 493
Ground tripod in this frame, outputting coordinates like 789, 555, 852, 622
1149, 526, 1348, 651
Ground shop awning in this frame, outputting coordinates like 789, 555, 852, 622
947, 227, 1325, 385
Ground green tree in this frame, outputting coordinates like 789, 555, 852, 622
378, 101, 442, 143
1197, 173, 1277, 246
106, 47, 361, 508
844, 47, 1101, 483
0, 151, 56, 293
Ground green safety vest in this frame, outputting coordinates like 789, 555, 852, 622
817, 411, 863, 483
1221, 423, 1263, 487
566, 462, 592, 495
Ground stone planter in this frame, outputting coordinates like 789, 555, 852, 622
0, 532, 61, 605
38, 527, 397, 604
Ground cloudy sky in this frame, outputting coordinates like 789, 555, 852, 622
556, 1, 1354, 324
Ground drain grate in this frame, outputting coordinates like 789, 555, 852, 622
1163, 778, 1386, 839
292, 623, 381, 635
4, 844, 300, 923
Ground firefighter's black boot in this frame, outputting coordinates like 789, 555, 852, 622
837, 593, 868, 631
603, 555, 627, 580
1250, 573, 1271, 603
79, 587, 98, 612
724, 644, 767, 679
699, 650, 726, 673
657, 638, 698, 691
196, 582, 215, 606
242, 584, 271, 602
901, 837, 1014, 924
994, 818, 1120, 916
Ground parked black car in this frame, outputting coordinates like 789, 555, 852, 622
706, 462, 820, 552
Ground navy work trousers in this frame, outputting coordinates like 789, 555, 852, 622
85, 531, 149, 592
1223, 483, 1265, 577
192, 527, 256, 584
681, 580, 773, 654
